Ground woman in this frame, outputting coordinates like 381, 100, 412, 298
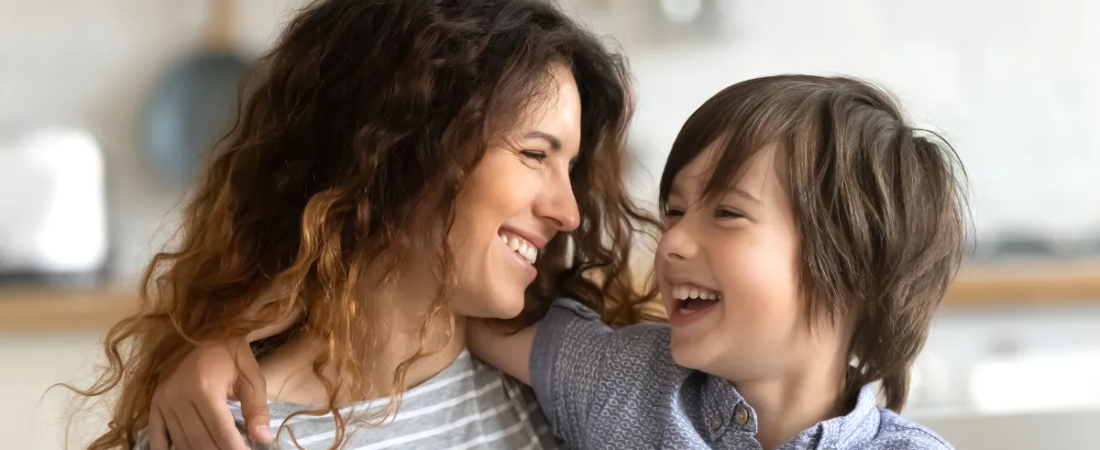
71, 0, 660, 449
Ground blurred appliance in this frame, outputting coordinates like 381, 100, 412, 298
969, 232, 1100, 262
0, 125, 108, 283
144, 0, 250, 188
569, 0, 734, 46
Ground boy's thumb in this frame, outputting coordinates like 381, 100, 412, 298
237, 371, 272, 443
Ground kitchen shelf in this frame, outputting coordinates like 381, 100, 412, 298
0, 287, 139, 332
943, 260, 1100, 307
1, 260, 1099, 331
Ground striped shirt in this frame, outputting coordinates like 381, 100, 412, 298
138, 351, 559, 450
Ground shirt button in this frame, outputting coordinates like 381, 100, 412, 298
711, 415, 723, 430
734, 407, 749, 426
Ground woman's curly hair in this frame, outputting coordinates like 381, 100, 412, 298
69, 1, 661, 448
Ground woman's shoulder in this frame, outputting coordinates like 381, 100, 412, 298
469, 351, 543, 404
133, 424, 262, 450
135, 362, 557, 450
468, 354, 561, 449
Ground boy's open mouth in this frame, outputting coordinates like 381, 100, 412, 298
670, 284, 722, 316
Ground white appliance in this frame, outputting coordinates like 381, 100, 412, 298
0, 125, 108, 280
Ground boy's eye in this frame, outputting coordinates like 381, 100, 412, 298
663, 208, 685, 217
521, 150, 548, 162
715, 209, 744, 219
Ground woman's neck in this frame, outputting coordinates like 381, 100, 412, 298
257, 277, 467, 405
732, 362, 850, 450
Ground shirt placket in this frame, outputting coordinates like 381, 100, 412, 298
703, 379, 759, 448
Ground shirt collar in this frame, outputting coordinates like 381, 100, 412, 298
810, 383, 880, 449
702, 374, 881, 449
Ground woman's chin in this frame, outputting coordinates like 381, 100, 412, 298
455, 288, 527, 320
483, 288, 529, 319
488, 298, 527, 320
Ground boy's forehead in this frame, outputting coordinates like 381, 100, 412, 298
670, 144, 725, 190
671, 143, 782, 197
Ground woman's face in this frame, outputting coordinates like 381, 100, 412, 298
447, 64, 583, 319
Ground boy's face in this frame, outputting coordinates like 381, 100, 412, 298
655, 144, 846, 382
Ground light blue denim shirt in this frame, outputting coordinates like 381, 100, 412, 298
530, 298, 953, 450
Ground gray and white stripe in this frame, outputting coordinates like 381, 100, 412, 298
137, 351, 559, 450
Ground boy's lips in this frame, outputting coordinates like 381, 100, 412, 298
668, 295, 720, 326
662, 277, 723, 326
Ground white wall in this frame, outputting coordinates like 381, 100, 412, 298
0, 332, 107, 450
3, 0, 1097, 280
618, 0, 1100, 242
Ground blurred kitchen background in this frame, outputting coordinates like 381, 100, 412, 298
1, 0, 1098, 449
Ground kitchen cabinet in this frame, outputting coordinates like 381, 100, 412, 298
914, 408, 1100, 450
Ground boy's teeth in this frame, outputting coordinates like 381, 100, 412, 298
671, 284, 722, 300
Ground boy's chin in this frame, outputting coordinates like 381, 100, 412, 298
669, 338, 716, 372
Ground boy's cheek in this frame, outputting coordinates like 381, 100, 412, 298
667, 309, 734, 371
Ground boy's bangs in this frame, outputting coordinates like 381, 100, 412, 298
658, 90, 788, 209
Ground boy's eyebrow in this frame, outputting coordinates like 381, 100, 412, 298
725, 187, 761, 205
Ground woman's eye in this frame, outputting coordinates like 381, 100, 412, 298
664, 208, 685, 218
520, 150, 548, 162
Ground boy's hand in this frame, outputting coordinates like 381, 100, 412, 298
146, 339, 272, 450
466, 319, 538, 385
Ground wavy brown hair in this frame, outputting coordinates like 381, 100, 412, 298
69, 0, 661, 448
659, 75, 969, 412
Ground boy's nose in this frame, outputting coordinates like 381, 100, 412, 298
659, 222, 699, 261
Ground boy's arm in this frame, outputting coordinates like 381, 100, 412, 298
146, 289, 302, 450
466, 320, 537, 384
467, 298, 621, 446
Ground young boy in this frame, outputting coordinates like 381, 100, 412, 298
468, 75, 965, 450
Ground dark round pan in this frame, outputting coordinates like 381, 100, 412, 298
142, 0, 248, 188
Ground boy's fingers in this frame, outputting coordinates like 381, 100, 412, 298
147, 406, 170, 450
195, 392, 252, 450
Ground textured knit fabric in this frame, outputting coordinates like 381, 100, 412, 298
530, 298, 953, 450
138, 351, 559, 450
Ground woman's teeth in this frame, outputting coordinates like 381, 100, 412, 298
670, 284, 722, 301
499, 232, 538, 264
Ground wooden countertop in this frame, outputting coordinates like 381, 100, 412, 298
0, 287, 140, 331
2, 260, 1099, 331
941, 260, 1100, 307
